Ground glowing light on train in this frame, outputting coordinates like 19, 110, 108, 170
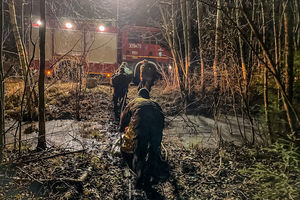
33, 20, 42, 27
99, 25, 105, 32
65, 22, 73, 29
37, 20, 42, 26
46, 70, 52, 76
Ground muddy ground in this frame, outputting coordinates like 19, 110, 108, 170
0, 81, 255, 199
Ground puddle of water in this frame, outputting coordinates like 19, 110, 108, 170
4, 120, 114, 152
165, 114, 253, 148
4, 113, 255, 151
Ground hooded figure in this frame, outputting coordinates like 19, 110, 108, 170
138, 60, 157, 92
119, 88, 168, 189
111, 66, 131, 119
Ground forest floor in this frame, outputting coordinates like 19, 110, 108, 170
0, 80, 256, 199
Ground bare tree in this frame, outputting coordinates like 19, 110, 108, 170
213, 0, 222, 88
8, 1, 27, 77
235, 0, 247, 89
284, 0, 294, 103
241, 1, 299, 138
0, 0, 4, 163
37, 0, 46, 151
185, 0, 191, 97
171, 0, 180, 87
260, 0, 272, 139
272, 0, 281, 109
196, 0, 205, 92
294, 0, 299, 50
159, 1, 186, 96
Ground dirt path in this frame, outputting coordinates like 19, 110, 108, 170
0, 83, 254, 199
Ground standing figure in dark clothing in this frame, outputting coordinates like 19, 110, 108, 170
138, 60, 157, 92
111, 66, 131, 119
119, 88, 168, 189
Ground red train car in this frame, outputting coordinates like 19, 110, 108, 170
28, 18, 171, 81
120, 25, 171, 66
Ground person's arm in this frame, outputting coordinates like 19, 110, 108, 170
119, 102, 132, 132
154, 101, 165, 128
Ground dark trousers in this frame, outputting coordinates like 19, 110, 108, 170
132, 127, 163, 188
121, 150, 134, 170
113, 89, 127, 119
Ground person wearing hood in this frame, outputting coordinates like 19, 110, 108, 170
119, 88, 168, 189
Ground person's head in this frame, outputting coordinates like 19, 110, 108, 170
138, 88, 150, 99
121, 62, 128, 68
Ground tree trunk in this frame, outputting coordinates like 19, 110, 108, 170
180, 0, 187, 71
172, 0, 180, 87
235, 0, 247, 86
272, 0, 281, 109
186, 0, 191, 97
284, 0, 294, 103
197, 0, 205, 92
261, 0, 272, 141
180, 0, 188, 90
247, 0, 256, 83
213, 0, 222, 88
9, 0, 36, 120
37, 0, 46, 151
273, 0, 279, 67
180, 0, 191, 110
8, 1, 27, 76
294, 0, 299, 50
0, 0, 4, 163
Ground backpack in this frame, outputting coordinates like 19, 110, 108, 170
141, 64, 156, 81
112, 73, 129, 88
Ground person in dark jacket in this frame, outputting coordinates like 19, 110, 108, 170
111, 66, 131, 119
119, 88, 168, 189
138, 60, 157, 92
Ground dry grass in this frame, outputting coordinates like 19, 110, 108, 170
4, 78, 24, 97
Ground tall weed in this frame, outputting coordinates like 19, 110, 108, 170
241, 141, 300, 199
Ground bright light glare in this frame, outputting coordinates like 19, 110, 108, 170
37, 20, 42, 26
99, 25, 105, 32
168, 65, 172, 70
65, 22, 73, 29
46, 70, 52, 76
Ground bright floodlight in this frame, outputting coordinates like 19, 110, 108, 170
65, 22, 73, 29
168, 65, 172, 70
37, 20, 42, 26
99, 25, 105, 32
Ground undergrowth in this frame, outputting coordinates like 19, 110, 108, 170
241, 140, 300, 200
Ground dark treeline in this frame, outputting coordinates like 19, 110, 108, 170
158, 0, 300, 145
